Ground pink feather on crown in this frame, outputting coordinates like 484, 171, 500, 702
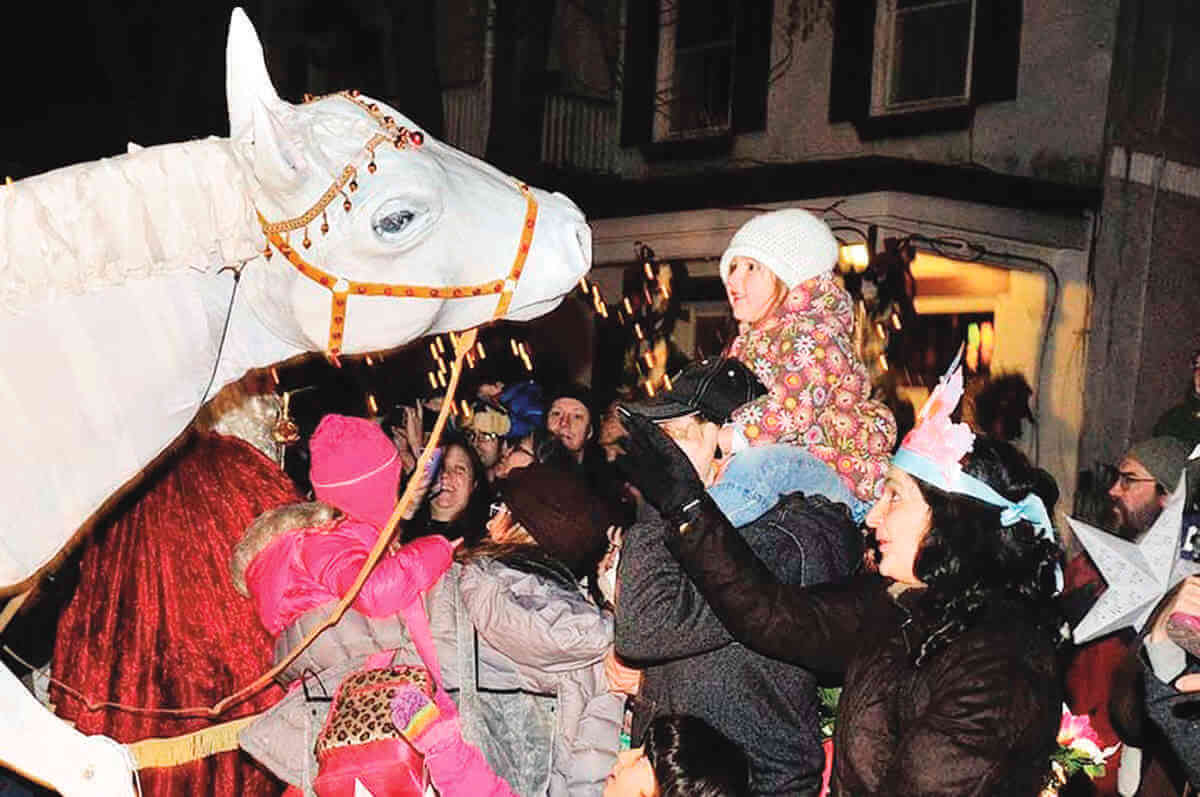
898, 350, 975, 482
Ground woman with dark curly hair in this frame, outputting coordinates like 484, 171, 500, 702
615, 356, 1065, 796
604, 715, 750, 797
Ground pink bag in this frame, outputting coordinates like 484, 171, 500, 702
312, 597, 447, 797
312, 662, 432, 797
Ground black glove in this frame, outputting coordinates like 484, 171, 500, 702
613, 406, 706, 523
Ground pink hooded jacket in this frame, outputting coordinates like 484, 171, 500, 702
244, 413, 450, 637
245, 414, 529, 795
245, 520, 451, 636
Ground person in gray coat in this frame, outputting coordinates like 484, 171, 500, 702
448, 462, 625, 796
614, 358, 860, 796
237, 463, 625, 797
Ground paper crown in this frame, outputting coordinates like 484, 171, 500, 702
892, 349, 1056, 548
896, 349, 976, 484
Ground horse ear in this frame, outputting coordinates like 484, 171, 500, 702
226, 7, 305, 190
226, 8, 280, 139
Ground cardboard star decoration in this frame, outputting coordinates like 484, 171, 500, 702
1069, 474, 1194, 644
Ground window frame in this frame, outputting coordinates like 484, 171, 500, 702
621, 0, 772, 156
869, 0, 979, 116
653, 1, 738, 141
829, 0, 1021, 140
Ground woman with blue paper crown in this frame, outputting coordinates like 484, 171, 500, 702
616, 352, 1066, 796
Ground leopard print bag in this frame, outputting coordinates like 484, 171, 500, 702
311, 663, 434, 797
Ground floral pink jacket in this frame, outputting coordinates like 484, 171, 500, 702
726, 274, 896, 503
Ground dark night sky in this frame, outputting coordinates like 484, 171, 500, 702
2, 1, 447, 181
2, 2, 261, 180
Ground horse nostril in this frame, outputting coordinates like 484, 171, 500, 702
575, 223, 592, 260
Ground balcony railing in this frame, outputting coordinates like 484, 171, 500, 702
541, 93, 618, 174
442, 85, 490, 158
442, 87, 619, 174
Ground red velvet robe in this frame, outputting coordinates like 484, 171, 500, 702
52, 432, 299, 795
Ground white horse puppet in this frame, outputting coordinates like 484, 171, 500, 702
0, 8, 590, 794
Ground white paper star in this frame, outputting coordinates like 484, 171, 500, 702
354, 778, 377, 797
1069, 474, 1194, 644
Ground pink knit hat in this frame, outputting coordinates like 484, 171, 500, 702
309, 414, 402, 529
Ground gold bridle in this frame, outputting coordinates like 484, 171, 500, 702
256, 90, 538, 363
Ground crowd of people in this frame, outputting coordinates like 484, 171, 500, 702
35, 208, 1200, 797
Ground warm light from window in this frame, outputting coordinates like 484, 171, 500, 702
966, 323, 981, 371
980, 321, 995, 367
840, 243, 870, 273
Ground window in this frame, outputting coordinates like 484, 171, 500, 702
621, 0, 772, 154
871, 0, 976, 115
656, 0, 737, 138
830, 0, 1020, 138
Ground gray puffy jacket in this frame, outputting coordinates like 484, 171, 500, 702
241, 559, 621, 797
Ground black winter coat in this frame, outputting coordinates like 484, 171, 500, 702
668, 494, 1062, 797
617, 492, 859, 796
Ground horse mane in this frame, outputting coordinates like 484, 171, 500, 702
0, 137, 262, 311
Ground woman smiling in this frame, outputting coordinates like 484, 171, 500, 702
617, 357, 1065, 796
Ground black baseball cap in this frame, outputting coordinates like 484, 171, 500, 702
622, 357, 766, 425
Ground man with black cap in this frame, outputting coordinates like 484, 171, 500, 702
612, 357, 860, 796
546, 384, 596, 466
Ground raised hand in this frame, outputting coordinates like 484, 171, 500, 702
613, 407, 705, 522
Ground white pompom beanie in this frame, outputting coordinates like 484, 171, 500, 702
718, 209, 839, 289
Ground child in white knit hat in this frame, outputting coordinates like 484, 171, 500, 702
719, 208, 897, 510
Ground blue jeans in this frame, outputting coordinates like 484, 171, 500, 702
708, 444, 868, 527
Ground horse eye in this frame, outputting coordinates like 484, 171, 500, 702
373, 210, 415, 236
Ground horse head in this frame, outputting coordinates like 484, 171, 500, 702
225, 8, 591, 356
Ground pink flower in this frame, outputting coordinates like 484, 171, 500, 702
1057, 709, 1101, 748
830, 411, 858, 437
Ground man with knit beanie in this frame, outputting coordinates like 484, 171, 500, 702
1063, 435, 1192, 797
1108, 436, 1190, 540
463, 401, 511, 472
546, 384, 596, 466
